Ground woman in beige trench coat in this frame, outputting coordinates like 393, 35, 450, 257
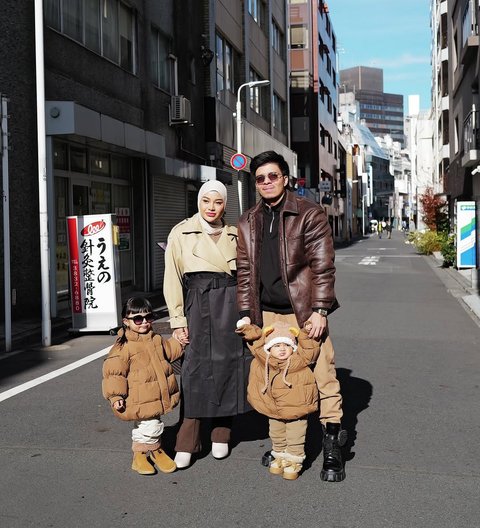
164, 180, 251, 469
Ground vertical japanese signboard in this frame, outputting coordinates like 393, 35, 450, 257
67, 214, 122, 331
456, 201, 476, 269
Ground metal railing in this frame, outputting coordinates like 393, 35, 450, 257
463, 110, 480, 152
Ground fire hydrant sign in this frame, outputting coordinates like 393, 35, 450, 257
67, 214, 122, 331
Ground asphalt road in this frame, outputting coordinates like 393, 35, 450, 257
0, 233, 479, 528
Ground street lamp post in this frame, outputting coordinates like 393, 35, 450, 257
235, 80, 270, 154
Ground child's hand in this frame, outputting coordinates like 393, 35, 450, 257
236, 317, 251, 330
113, 399, 126, 413
304, 321, 313, 333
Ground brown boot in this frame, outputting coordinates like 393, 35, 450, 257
132, 452, 156, 475
150, 449, 176, 473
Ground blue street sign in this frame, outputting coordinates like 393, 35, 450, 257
230, 153, 247, 171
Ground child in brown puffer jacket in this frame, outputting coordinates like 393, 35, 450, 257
236, 320, 320, 480
102, 297, 184, 475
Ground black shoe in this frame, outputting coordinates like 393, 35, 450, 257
320, 423, 347, 482
261, 450, 274, 467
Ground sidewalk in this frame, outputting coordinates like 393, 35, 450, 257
430, 255, 480, 324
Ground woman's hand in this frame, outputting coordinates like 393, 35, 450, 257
173, 327, 190, 346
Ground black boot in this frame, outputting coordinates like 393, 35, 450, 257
320, 423, 347, 482
261, 450, 274, 467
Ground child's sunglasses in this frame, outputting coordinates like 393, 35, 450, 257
126, 313, 155, 325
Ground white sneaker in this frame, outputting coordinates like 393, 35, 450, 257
211, 442, 229, 459
174, 451, 192, 469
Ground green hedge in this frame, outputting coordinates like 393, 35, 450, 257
407, 230, 456, 267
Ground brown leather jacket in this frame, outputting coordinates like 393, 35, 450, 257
237, 190, 338, 326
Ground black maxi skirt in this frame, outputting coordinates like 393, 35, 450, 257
181, 272, 252, 418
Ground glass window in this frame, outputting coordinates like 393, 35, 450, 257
249, 69, 268, 118
90, 151, 110, 176
151, 27, 172, 92
271, 20, 285, 59
63, 0, 83, 42
111, 155, 130, 180
55, 176, 69, 296
53, 141, 68, 170
70, 146, 88, 173
216, 34, 224, 96
290, 25, 308, 49
273, 93, 286, 133
102, 0, 119, 62
43, 0, 136, 73
216, 34, 235, 100
85, 0, 101, 53
91, 181, 111, 213
45, 0, 61, 31
119, 2, 134, 71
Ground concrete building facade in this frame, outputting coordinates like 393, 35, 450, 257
289, 0, 344, 239
0, 0, 295, 330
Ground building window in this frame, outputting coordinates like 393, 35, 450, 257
44, 0, 136, 73
462, 0, 477, 45
216, 34, 234, 100
290, 24, 308, 49
273, 93, 286, 133
271, 19, 285, 59
151, 27, 173, 92
249, 69, 268, 118
248, 0, 265, 27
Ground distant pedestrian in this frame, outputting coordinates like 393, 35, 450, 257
102, 297, 184, 475
377, 221, 383, 239
386, 220, 392, 239
236, 320, 319, 480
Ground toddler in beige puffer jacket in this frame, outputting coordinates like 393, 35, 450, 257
236, 319, 320, 480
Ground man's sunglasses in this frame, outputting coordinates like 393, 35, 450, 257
255, 172, 285, 185
126, 313, 155, 325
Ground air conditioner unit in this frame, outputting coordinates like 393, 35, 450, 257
170, 95, 191, 123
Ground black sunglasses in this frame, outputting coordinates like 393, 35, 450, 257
126, 313, 155, 325
255, 172, 285, 185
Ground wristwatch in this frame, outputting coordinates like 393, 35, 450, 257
315, 308, 328, 317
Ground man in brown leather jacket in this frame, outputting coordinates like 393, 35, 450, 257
237, 150, 346, 482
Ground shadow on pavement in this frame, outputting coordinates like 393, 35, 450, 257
336, 367, 373, 463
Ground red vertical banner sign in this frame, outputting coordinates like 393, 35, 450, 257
67, 217, 82, 314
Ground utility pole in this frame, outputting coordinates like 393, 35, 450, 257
1, 95, 12, 352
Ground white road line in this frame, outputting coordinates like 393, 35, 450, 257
359, 256, 380, 266
0, 346, 110, 403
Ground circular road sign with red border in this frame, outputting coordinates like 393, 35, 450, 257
230, 152, 247, 171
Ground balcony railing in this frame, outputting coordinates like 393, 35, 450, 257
462, 110, 480, 166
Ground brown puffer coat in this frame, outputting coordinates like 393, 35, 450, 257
102, 329, 183, 421
238, 324, 320, 420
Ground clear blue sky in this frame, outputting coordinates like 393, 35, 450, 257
329, 0, 432, 111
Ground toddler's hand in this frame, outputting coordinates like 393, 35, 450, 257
236, 317, 251, 329
113, 399, 125, 413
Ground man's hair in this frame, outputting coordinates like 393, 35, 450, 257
250, 150, 290, 177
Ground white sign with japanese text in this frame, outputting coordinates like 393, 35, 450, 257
67, 214, 122, 331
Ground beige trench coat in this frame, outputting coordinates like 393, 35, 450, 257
163, 213, 238, 328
